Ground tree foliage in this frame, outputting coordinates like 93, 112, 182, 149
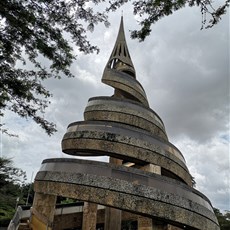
107, 0, 230, 41
0, 0, 229, 135
0, 0, 109, 135
0, 157, 33, 226
214, 208, 230, 230
0, 157, 26, 186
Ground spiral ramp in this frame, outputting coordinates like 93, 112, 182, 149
31, 17, 219, 230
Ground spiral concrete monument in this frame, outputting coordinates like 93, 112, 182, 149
30, 17, 219, 230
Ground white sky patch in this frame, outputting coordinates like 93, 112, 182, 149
104, 30, 113, 41
75, 68, 98, 86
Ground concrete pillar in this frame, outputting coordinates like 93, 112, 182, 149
104, 207, 122, 230
104, 157, 122, 230
138, 216, 153, 230
109, 157, 123, 165
141, 164, 161, 174
82, 202, 98, 230
138, 218, 167, 230
138, 164, 161, 230
31, 192, 57, 230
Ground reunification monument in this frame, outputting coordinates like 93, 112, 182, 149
29, 17, 219, 230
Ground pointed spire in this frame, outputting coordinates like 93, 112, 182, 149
106, 16, 136, 78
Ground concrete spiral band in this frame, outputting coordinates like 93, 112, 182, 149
34, 158, 219, 230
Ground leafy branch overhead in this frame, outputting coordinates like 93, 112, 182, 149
107, 0, 230, 41
0, 0, 109, 135
0, 0, 229, 135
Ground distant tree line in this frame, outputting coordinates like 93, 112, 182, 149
214, 208, 230, 230
0, 157, 33, 226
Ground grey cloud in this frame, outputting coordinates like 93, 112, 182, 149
175, 137, 229, 211
132, 8, 229, 143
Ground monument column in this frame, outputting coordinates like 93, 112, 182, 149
138, 164, 165, 230
138, 219, 167, 230
104, 157, 122, 230
30, 192, 57, 230
82, 202, 98, 230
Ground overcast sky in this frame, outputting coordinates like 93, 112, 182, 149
1, 3, 229, 212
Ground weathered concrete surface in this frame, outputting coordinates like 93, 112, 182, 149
84, 97, 167, 140
34, 180, 219, 230
138, 216, 154, 230
62, 121, 192, 185
102, 69, 149, 106
141, 163, 161, 175
104, 207, 121, 230
82, 202, 97, 230
31, 192, 56, 229
138, 164, 162, 230
104, 157, 122, 230
53, 208, 139, 230
137, 218, 168, 230
34, 159, 219, 230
